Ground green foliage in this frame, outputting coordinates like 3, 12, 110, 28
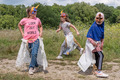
116, 16, 120, 23
68, 2, 98, 24
109, 9, 120, 23
94, 3, 114, 19
0, 2, 120, 29
0, 15, 17, 29
103, 24, 120, 61
0, 24, 120, 61
116, 6, 120, 10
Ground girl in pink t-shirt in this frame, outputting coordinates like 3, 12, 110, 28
18, 6, 43, 75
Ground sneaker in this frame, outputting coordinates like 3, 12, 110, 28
93, 71, 98, 75
56, 56, 63, 59
80, 48, 84, 54
29, 67, 34, 75
96, 71, 109, 78
33, 67, 39, 73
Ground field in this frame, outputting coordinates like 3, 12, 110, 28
0, 24, 120, 80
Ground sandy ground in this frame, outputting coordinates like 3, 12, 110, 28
0, 59, 120, 80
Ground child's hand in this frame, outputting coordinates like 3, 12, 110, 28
39, 33, 42, 37
101, 44, 103, 50
56, 29, 60, 33
92, 42, 97, 47
22, 33, 24, 38
77, 31, 80, 36
100, 41, 104, 50
96, 43, 102, 51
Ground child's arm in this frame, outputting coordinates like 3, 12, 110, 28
88, 38, 97, 47
69, 24, 79, 35
101, 39, 104, 50
56, 26, 62, 33
39, 23, 43, 37
18, 23, 24, 37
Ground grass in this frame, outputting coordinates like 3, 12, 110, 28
48, 60, 76, 66
0, 23, 120, 62
0, 24, 120, 80
48, 61, 67, 66
0, 29, 21, 59
77, 75, 86, 79
113, 59, 120, 63
103, 24, 120, 62
102, 63, 113, 70
0, 73, 44, 80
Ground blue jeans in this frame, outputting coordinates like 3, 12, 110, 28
28, 39, 39, 68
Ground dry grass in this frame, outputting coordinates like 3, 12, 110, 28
0, 23, 120, 62
0, 73, 44, 80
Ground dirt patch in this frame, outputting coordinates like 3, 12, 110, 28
0, 59, 120, 80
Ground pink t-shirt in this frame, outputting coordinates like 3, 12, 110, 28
19, 17, 41, 43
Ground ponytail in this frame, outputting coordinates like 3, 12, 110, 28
65, 14, 70, 22
26, 7, 31, 18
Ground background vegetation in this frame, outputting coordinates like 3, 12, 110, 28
0, 1, 120, 61
0, 2, 120, 79
0, 2, 120, 29
0, 24, 119, 62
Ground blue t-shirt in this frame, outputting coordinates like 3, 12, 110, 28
86, 21, 104, 41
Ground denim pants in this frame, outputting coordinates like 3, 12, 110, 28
28, 39, 39, 68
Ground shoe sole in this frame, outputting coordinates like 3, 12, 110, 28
29, 73, 33, 75
56, 56, 63, 59
97, 76, 108, 78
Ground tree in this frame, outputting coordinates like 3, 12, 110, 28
0, 15, 17, 29
116, 16, 120, 23
32, 3, 60, 28
65, 2, 98, 24
116, 6, 120, 10
0, 2, 120, 29
94, 3, 114, 19
109, 9, 120, 23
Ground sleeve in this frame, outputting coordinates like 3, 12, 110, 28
19, 18, 26, 26
66, 22, 71, 27
86, 26, 93, 39
101, 33, 104, 39
88, 38, 95, 45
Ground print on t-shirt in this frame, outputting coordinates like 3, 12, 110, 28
27, 22, 37, 35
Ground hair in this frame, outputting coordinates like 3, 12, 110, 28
65, 14, 70, 22
26, 7, 31, 18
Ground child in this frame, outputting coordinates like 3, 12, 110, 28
56, 11, 83, 59
78, 12, 108, 78
16, 5, 48, 75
